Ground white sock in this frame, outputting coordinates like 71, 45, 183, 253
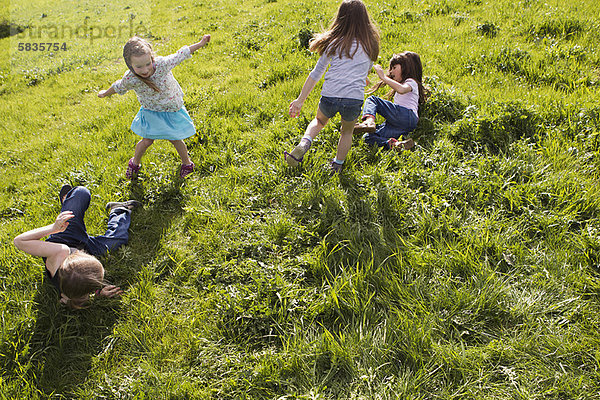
298, 136, 312, 152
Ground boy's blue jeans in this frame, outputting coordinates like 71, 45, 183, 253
47, 186, 131, 256
361, 96, 418, 149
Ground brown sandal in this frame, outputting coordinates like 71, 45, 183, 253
353, 121, 376, 134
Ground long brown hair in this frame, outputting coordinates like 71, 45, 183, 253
369, 51, 426, 104
123, 36, 160, 92
310, 0, 380, 61
58, 251, 104, 309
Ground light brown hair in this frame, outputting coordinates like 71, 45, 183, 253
58, 251, 104, 309
310, 0, 380, 61
123, 36, 160, 92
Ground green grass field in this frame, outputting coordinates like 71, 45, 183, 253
1, 0, 600, 398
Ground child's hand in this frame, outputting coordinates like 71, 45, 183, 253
373, 64, 386, 80
98, 87, 116, 98
98, 285, 123, 298
53, 211, 74, 233
289, 99, 303, 118
199, 34, 211, 47
189, 35, 212, 53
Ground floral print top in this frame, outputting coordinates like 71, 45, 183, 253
112, 46, 192, 112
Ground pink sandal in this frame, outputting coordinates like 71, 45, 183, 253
126, 158, 141, 179
179, 162, 195, 178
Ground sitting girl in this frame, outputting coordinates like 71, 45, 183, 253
354, 51, 425, 151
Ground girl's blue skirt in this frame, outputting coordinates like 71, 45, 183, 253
131, 106, 196, 140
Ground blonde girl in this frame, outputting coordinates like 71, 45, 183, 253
354, 51, 425, 151
99, 34, 210, 179
285, 0, 379, 173
13, 185, 140, 308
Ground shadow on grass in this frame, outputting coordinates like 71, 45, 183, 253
8, 179, 186, 397
103, 178, 186, 285
22, 287, 122, 396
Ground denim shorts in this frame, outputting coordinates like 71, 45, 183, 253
318, 96, 363, 121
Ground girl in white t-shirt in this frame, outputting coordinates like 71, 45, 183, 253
354, 52, 425, 151
285, 0, 380, 174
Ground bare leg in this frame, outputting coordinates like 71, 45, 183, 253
132, 138, 154, 165
335, 118, 357, 162
169, 140, 192, 165
305, 108, 330, 140
286, 108, 330, 167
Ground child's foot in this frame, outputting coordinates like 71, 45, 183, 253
59, 184, 72, 204
353, 121, 376, 134
106, 200, 143, 213
126, 158, 141, 179
284, 151, 303, 167
179, 162, 195, 178
329, 160, 343, 175
388, 138, 415, 151
284, 139, 311, 167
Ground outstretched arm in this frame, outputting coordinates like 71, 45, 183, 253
98, 86, 116, 98
14, 211, 75, 274
373, 65, 413, 94
289, 76, 317, 118
189, 34, 211, 54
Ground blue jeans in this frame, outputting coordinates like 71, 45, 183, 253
318, 96, 363, 121
361, 96, 418, 149
47, 186, 131, 256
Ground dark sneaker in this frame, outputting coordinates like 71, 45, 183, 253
106, 200, 142, 213
59, 184, 72, 204
329, 160, 343, 175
